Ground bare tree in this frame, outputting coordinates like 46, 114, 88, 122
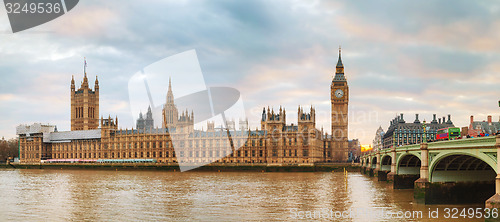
0, 137, 18, 162
0, 137, 8, 162
8, 138, 19, 159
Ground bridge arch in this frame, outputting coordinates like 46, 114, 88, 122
397, 153, 421, 175
380, 154, 391, 171
371, 156, 377, 169
429, 152, 497, 183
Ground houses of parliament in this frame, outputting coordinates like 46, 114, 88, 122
16, 50, 350, 165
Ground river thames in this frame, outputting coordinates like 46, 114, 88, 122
0, 169, 485, 221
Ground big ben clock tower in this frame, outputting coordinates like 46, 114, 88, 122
330, 47, 349, 162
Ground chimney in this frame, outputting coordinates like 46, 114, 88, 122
488, 115, 492, 124
470, 115, 474, 124
399, 113, 405, 123
447, 114, 451, 124
432, 114, 437, 123
438, 118, 441, 124
414, 114, 420, 123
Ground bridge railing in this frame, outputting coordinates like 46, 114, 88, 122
361, 135, 497, 158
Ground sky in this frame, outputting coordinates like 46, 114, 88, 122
0, 0, 499, 145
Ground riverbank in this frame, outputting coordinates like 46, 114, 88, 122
1, 163, 360, 172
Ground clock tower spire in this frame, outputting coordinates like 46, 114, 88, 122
330, 47, 349, 162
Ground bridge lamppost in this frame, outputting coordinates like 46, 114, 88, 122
415, 120, 430, 204
422, 120, 429, 143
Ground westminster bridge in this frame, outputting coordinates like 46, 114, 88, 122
361, 134, 500, 208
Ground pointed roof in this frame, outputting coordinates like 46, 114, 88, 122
166, 77, 174, 104
336, 47, 343, 68
332, 47, 347, 82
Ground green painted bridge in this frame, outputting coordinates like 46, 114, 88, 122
361, 134, 500, 208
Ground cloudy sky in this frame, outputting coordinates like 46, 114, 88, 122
0, 0, 499, 145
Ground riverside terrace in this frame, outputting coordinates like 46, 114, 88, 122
361, 135, 500, 208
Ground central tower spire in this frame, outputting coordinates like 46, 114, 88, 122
163, 77, 178, 128
167, 77, 174, 104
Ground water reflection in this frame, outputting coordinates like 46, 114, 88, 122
0, 169, 484, 221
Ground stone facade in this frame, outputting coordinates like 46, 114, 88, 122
71, 70, 99, 131
382, 113, 454, 149
372, 126, 385, 152
18, 52, 351, 164
468, 115, 500, 137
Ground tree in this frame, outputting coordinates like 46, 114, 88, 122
8, 138, 19, 159
0, 137, 8, 162
0, 137, 18, 162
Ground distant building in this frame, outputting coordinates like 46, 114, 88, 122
348, 139, 360, 162
383, 113, 454, 149
372, 126, 385, 152
468, 115, 500, 136
162, 78, 194, 132
136, 106, 154, 132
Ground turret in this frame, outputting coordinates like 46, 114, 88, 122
298, 105, 315, 131
71, 75, 75, 91
262, 107, 266, 122
95, 76, 99, 91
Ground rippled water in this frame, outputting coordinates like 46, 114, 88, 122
0, 169, 483, 221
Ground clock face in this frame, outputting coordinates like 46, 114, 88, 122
335, 89, 344, 98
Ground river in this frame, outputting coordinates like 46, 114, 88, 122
0, 169, 486, 221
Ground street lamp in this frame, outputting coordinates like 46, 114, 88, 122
422, 120, 428, 143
